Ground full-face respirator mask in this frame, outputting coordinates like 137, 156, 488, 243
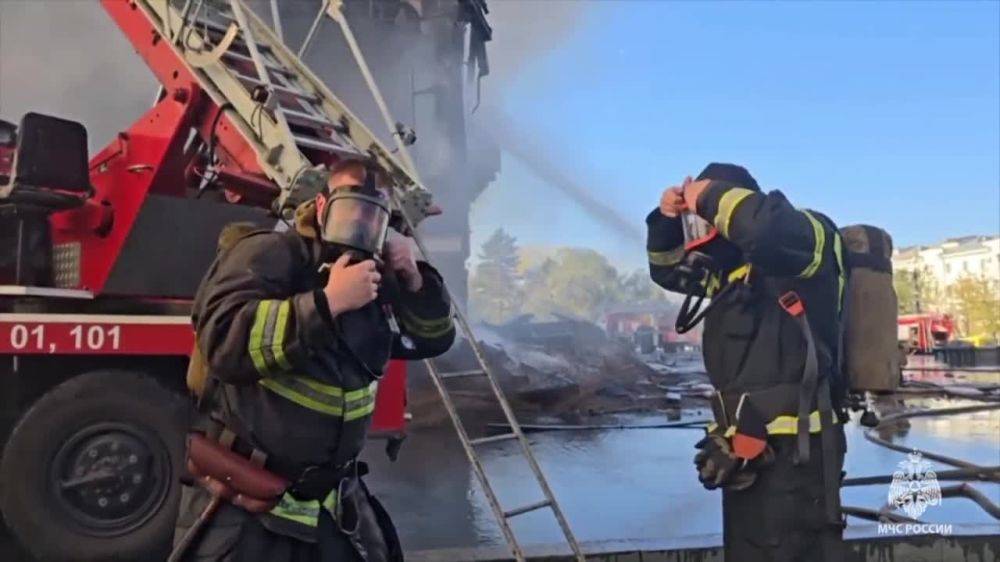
319, 175, 391, 260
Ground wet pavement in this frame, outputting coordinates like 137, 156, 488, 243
363, 363, 1000, 554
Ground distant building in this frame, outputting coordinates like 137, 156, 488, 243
893, 235, 1000, 287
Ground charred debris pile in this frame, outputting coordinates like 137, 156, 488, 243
406, 315, 711, 428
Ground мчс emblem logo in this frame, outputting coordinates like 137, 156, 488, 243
888, 452, 943, 519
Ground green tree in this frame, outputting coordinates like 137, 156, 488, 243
947, 274, 1000, 340
895, 267, 943, 315
894, 271, 918, 315
521, 248, 621, 321
521, 256, 557, 318
469, 229, 522, 323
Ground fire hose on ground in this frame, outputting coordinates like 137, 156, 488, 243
841, 387, 1000, 524
487, 378, 1000, 524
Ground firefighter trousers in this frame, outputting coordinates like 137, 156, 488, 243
722, 431, 847, 562
173, 483, 397, 562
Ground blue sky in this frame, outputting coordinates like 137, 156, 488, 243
469, 0, 1000, 271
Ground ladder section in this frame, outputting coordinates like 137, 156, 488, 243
299, 5, 585, 558
419, 284, 586, 562
399, 222, 585, 562
136, 0, 433, 218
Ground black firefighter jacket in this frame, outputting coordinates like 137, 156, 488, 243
647, 181, 846, 426
190, 202, 455, 542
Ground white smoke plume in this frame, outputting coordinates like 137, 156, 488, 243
0, 1, 156, 150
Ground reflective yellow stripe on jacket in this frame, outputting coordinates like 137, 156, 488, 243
833, 232, 845, 310
270, 488, 339, 527
798, 210, 826, 279
727, 264, 751, 284
259, 376, 378, 420
648, 246, 685, 267
798, 210, 846, 306
710, 410, 837, 437
398, 308, 453, 339
765, 410, 838, 435
714, 188, 755, 238
249, 299, 293, 375
701, 273, 722, 298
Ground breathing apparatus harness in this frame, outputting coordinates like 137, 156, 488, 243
670, 211, 843, 526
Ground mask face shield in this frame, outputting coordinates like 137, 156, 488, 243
320, 187, 390, 256
681, 213, 713, 247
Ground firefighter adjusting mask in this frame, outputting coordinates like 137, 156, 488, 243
672, 163, 760, 334
319, 183, 391, 258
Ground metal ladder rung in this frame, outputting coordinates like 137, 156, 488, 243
470, 432, 517, 446
504, 499, 551, 519
280, 108, 335, 129
192, 17, 233, 35
438, 369, 486, 380
221, 50, 293, 77
194, 18, 273, 53
234, 74, 319, 103
230, 35, 273, 53
198, 22, 273, 54
292, 133, 349, 153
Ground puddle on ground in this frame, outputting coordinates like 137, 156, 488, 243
364, 364, 1000, 551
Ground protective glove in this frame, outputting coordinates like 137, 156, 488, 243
694, 432, 742, 490
693, 431, 774, 492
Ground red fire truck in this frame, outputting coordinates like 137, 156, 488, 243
898, 313, 955, 354
0, 1, 421, 559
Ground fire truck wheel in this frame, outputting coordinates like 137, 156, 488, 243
0, 370, 188, 562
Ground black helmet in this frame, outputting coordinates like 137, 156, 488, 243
696, 163, 760, 191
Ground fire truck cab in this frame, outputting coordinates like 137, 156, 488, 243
898, 313, 955, 354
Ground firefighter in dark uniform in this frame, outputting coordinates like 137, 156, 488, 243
647, 163, 846, 562
174, 160, 455, 561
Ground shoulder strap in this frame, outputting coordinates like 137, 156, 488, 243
778, 290, 843, 527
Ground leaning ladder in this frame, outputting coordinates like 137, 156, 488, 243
138, 0, 434, 220
313, 7, 587, 561
299, 5, 587, 559
302, 3, 585, 558
416, 275, 588, 562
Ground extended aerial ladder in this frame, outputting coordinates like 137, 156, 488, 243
105, 1, 585, 560
104, 0, 432, 222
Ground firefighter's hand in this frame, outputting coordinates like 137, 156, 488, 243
694, 431, 774, 492
659, 185, 687, 217
385, 235, 422, 292
681, 178, 712, 215
694, 432, 742, 490
325, 254, 380, 316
